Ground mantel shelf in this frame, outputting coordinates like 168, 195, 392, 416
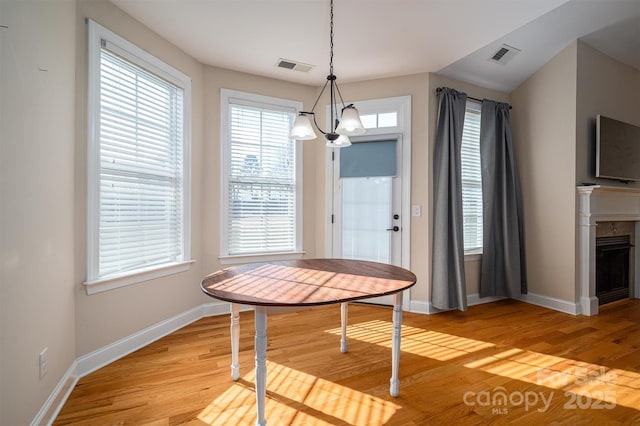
578, 185, 640, 195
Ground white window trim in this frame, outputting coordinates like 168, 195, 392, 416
219, 89, 304, 264
85, 19, 193, 294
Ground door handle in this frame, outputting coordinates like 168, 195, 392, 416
386, 226, 400, 232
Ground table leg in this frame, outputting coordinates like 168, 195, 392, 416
340, 302, 348, 353
390, 292, 403, 397
230, 303, 240, 381
254, 306, 268, 426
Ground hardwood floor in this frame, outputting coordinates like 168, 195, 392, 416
55, 299, 640, 425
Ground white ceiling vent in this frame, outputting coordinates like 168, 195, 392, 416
488, 44, 521, 65
275, 58, 314, 73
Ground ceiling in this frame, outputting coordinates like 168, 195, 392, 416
111, 0, 640, 93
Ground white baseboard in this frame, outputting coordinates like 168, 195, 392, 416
410, 292, 578, 315
35, 301, 239, 425
467, 293, 506, 306
409, 293, 506, 315
31, 361, 79, 426
408, 299, 431, 314
76, 302, 242, 377
76, 304, 204, 377
518, 292, 579, 315
203, 302, 255, 316
76, 301, 249, 378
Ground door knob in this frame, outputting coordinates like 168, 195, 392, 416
386, 226, 400, 232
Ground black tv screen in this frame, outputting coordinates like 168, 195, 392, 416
596, 115, 640, 182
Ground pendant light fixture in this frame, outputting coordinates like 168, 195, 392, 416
289, 0, 365, 147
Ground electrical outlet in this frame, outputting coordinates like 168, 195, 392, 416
39, 348, 48, 380
411, 205, 422, 217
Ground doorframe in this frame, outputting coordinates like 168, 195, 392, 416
324, 96, 412, 309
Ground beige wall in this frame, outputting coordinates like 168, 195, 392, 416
511, 42, 578, 302
0, 1, 77, 424
510, 40, 640, 305
576, 41, 640, 188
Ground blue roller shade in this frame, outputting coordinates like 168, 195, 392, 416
339, 140, 397, 177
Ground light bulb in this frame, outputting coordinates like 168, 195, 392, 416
290, 114, 318, 140
336, 106, 365, 136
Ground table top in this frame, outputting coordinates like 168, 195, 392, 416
201, 258, 417, 307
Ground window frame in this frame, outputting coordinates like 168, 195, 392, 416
85, 19, 193, 294
461, 99, 483, 256
219, 89, 304, 264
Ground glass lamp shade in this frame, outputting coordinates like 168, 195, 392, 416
336, 106, 366, 136
290, 114, 318, 140
326, 134, 351, 148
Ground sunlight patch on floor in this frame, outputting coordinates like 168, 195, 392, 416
327, 319, 640, 411
326, 320, 494, 361
464, 349, 640, 410
197, 360, 400, 425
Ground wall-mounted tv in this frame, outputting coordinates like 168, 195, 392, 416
596, 115, 640, 182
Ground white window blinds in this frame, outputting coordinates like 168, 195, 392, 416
226, 102, 297, 255
461, 100, 483, 253
96, 45, 185, 277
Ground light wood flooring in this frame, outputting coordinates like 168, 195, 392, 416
55, 299, 640, 425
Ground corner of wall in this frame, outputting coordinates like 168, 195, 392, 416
1, 1, 78, 424
510, 41, 578, 304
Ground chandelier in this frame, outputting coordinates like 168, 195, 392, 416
289, 0, 365, 147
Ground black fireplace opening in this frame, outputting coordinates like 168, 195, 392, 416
596, 235, 632, 305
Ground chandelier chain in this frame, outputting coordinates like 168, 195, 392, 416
329, 0, 334, 75
289, 0, 364, 144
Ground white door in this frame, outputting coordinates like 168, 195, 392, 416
331, 136, 403, 305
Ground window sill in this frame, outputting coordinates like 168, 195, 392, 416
464, 252, 482, 262
219, 251, 306, 265
83, 260, 196, 295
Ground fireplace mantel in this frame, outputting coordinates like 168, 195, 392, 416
577, 185, 640, 315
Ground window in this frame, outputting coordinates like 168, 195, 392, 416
86, 20, 192, 293
360, 111, 398, 129
220, 89, 303, 263
461, 100, 483, 254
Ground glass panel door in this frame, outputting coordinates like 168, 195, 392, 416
332, 137, 402, 306
342, 176, 392, 263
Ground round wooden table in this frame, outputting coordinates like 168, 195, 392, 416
201, 258, 416, 426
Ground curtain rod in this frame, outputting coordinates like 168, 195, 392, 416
436, 87, 512, 109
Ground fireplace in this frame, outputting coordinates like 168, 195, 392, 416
577, 185, 640, 315
596, 235, 631, 305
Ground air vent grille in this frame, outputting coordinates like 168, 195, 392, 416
278, 60, 296, 70
492, 48, 510, 61
276, 58, 314, 73
488, 44, 521, 65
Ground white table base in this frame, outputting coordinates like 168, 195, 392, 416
230, 303, 240, 381
229, 297, 404, 426
254, 306, 267, 426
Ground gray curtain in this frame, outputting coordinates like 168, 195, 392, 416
432, 88, 468, 311
479, 100, 527, 298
